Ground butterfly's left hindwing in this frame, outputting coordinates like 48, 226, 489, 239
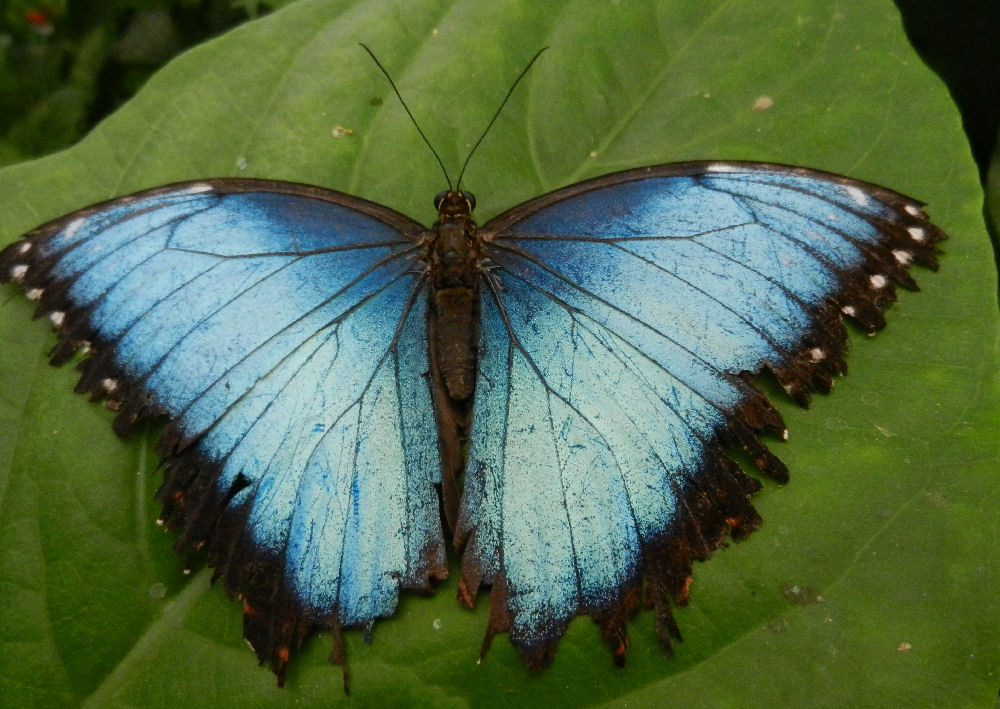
0, 180, 446, 683
459, 162, 944, 666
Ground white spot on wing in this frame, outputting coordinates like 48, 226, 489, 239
904, 204, 921, 216
26, 287, 43, 300
842, 305, 857, 317
869, 274, 888, 289
101, 378, 119, 393
809, 347, 825, 362
49, 311, 65, 327
62, 217, 85, 240
706, 163, 737, 173
893, 249, 913, 265
907, 226, 926, 242
845, 185, 869, 206
17, 242, 32, 254
10, 264, 28, 281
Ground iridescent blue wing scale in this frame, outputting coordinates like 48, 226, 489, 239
0, 179, 446, 684
458, 161, 944, 667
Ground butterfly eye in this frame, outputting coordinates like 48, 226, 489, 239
433, 190, 448, 210
461, 191, 476, 211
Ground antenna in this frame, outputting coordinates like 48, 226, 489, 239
360, 43, 453, 189
361, 44, 549, 190
456, 46, 548, 189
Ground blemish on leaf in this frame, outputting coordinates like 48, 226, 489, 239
779, 582, 823, 606
766, 617, 790, 633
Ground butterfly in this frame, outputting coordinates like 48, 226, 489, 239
0, 50, 944, 689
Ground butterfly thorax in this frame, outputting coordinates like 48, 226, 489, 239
428, 190, 480, 289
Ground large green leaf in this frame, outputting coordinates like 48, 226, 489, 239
1, 0, 995, 706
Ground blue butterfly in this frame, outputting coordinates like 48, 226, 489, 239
0, 55, 944, 687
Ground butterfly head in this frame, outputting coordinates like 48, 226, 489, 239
434, 190, 476, 219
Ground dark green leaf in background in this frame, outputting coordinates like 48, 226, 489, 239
0, 0, 996, 706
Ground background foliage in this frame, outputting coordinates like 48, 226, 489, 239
3, 1, 1000, 182
0, 1, 997, 707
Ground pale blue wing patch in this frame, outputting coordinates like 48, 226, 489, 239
458, 267, 773, 663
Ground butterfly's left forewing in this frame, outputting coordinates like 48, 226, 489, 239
459, 161, 944, 666
0, 180, 447, 682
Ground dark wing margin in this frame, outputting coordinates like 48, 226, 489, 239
456, 161, 944, 668
0, 178, 446, 688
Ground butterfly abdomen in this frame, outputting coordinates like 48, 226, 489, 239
431, 285, 478, 400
